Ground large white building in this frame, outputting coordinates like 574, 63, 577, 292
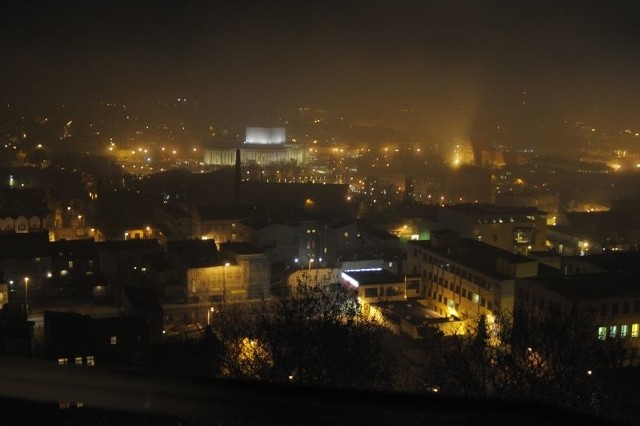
203, 126, 308, 166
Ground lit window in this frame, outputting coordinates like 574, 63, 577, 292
609, 325, 617, 338
74, 357, 83, 365
621, 324, 628, 338
87, 356, 95, 366
632, 324, 639, 338
110, 336, 117, 345
597, 326, 606, 340
58, 358, 68, 365
68, 261, 74, 269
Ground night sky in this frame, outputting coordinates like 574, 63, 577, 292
2, 0, 640, 128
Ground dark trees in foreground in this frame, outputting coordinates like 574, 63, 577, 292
158, 285, 640, 425
422, 308, 640, 424
210, 283, 393, 390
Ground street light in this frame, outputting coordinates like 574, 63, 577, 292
223, 262, 230, 303
207, 307, 215, 326
24, 277, 29, 316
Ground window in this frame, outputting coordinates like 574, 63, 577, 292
68, 260, 74, 269
635, 301, 640, 313
623, 302, 630, 314
385, 286, 401, 297
612, 302, 619, 315
75, 357, 83, 365
632, 324, 639, 338
472, 294, 480, 304
364, 287, 378, 298
58, 358, 69, 365
609, 325, 617, 338
87, 356, 95, 366
600, 303, 607, 316
461, 288, 467, 298
598, 326, 607, 340
110, 336, 117, 345
621, 324, 629, 338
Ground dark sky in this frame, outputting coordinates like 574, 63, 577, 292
2, 0, 640, 128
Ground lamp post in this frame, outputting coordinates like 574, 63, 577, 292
223, 262, 230, 303
24, 277, 29, 316
207, 307, 215, 326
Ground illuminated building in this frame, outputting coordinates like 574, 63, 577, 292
203, 126, 308, 166
220, 242, 270, 301
340, 269, 406, 304
406, 230, 541, 325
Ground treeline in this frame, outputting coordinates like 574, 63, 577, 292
153, 283, 640, 425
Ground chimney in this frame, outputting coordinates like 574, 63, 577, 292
235, 149, 241, 201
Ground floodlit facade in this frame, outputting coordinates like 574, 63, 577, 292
203, 126, 308, 166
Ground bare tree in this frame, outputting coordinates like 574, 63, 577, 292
210, 282, 393, 390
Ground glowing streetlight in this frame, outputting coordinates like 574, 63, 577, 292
223, 262, 230, 303
207, 307, 215, 326
24, 277, 29, 316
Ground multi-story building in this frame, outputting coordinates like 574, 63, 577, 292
167, 239, 269, 303
193, 204, 254, 247
406, 230, 541, 324
436, 203, 548, 255
96, 239, 166, 303
0, 231, 52, 299
155, 202, 192, 240
220, 242, 270, 301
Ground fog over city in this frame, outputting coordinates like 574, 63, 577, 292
3, 2, 640, 426
2, 1, 640, 140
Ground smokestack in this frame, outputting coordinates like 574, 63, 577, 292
235, 149, 241, 201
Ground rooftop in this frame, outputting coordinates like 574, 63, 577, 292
342, 269, 403, 286
408, 238, 535, 280
220, 242, 265, 256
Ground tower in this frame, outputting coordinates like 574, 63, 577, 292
235, 149, 241, 201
